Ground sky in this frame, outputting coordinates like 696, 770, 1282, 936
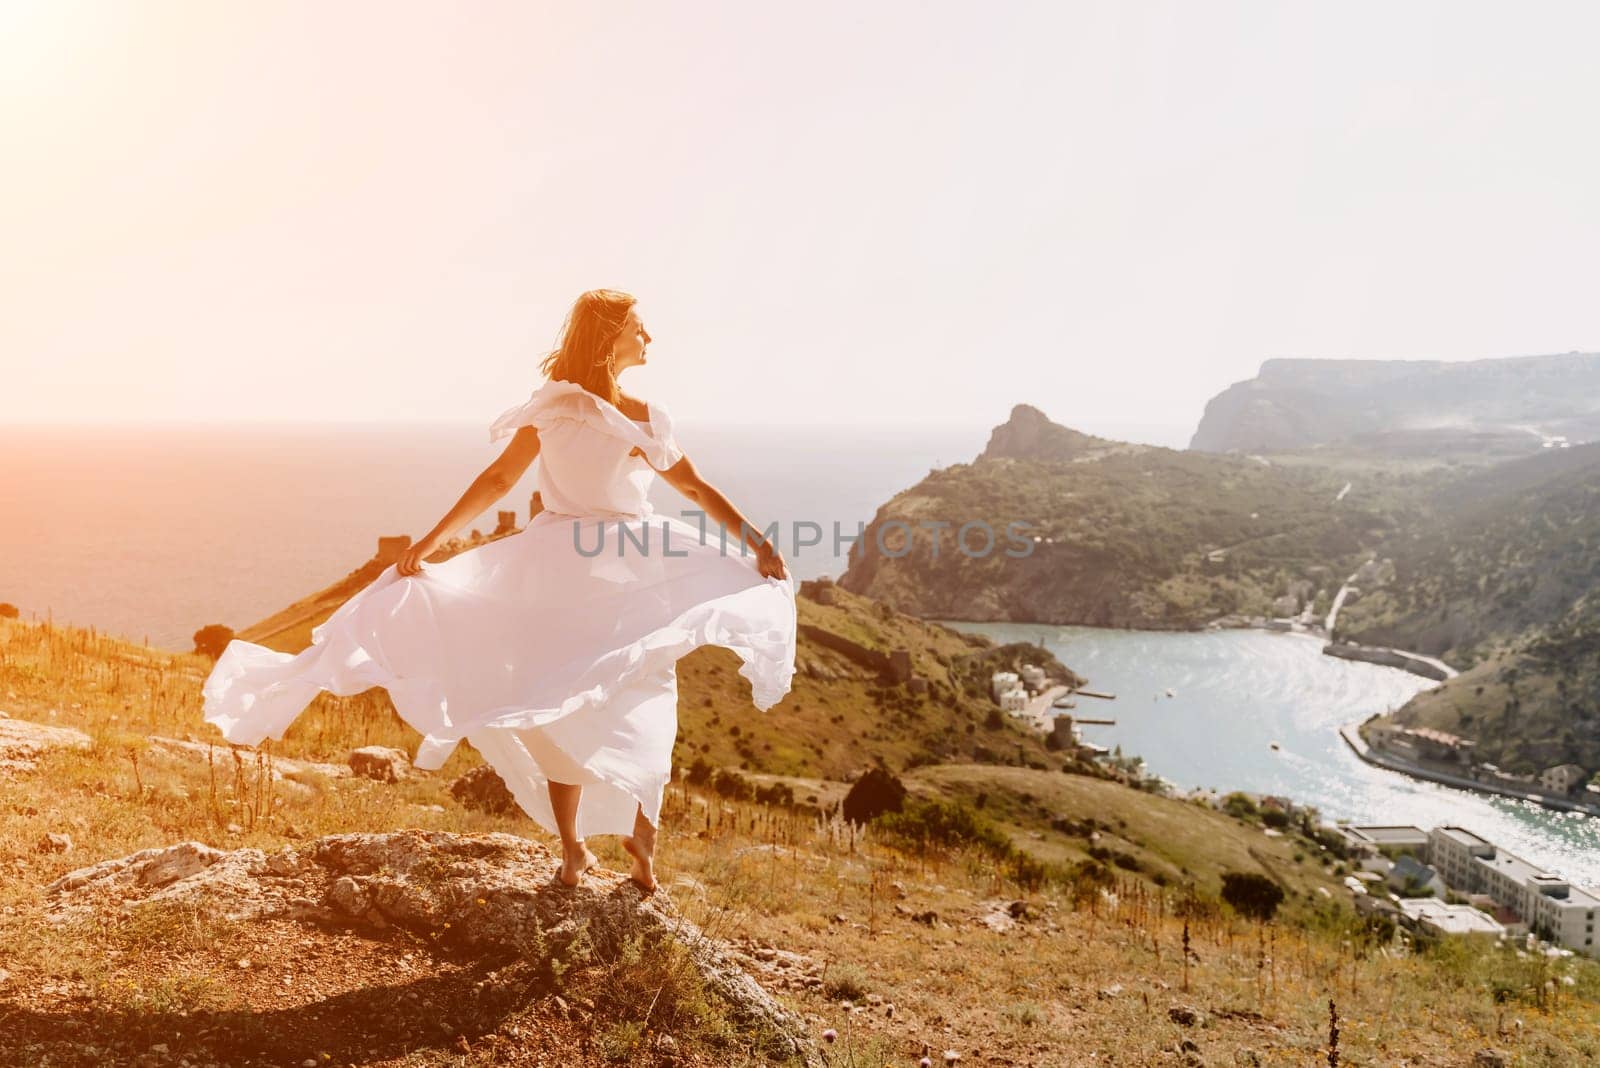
4, 1, 1598, 441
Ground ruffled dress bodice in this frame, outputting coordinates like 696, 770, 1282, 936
489, 379, 685, 519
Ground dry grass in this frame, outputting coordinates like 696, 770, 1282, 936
3, 615, 1600, 1066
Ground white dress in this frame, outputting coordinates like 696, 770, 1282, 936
200, 378, 798, 839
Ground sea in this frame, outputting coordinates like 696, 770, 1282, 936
0, 420, 998, 649
5, 419, 1592, 886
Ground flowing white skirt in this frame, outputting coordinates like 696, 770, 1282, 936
201, 508, 797, 838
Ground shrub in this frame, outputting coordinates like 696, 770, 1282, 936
192, 623, 235, 660
841, 766, 907, 825
1222, 792, 1259, 822
685, 755, 713, 785
874, 797, 1013, 858
822, 961, 871, 1000
1221, 871, 1285, 922
753, 781, 793, 806
710, 768, 754, 801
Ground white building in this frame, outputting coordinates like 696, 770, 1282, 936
1540, 764, 1589, 796
1396, 898, 1505, 940
990, 671, 1019, 703
1020, 663, 1046, 689
1333, 824, 1430, 860
999, 686, 1029, 712
1428, 826, 1599, 956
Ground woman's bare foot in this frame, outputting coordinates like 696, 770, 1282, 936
557, 841, 599, 887
621, 828, 658, 894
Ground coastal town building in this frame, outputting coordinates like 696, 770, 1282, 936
1387, 855, 1446, 897
989, 669, 1033, 712
1540, 763, 1589, 796
1427, 827, 1599, 956
1330, 824, 1429, 860
1395, 898, 1506, 940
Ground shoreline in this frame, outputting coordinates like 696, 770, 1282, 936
1339, 723, 1600, 818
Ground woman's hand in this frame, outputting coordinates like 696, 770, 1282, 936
396, 534, 441, 577
755, 539, 789, 581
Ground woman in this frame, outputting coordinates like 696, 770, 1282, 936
202, 288, 797, 894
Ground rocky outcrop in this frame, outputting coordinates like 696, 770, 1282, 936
43, 829, 822, 1065
449, 764, 519, 815
347, 745, 412, 782
980, 404, 1122, 462
0, 714, 91, 776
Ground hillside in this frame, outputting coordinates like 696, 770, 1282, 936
1331, 443, 1600, 774
1377, 593, 1600, 776
837, 403, 1425, 629
1189, 351, 1600, 454
1335, 441, 1600, 664
6, 615, 1600, 1065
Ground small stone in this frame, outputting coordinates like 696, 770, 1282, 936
326, 875, 370, 917
1168, 1004, 1202, 1027
236, 958, 251, 970
1097, 984, 1123, 1000
36, 832, 72, 854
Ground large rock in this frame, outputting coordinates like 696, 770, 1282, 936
0, 717, 91, 776
348, 744, 411, 782
148, 735, 352, 781
449, 763, 519, 815
44, 829, 821, 1064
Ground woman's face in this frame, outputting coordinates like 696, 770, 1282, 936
611, 306, 652, 371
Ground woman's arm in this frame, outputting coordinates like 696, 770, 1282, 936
396, 426, 542, 576
657, 453, 788, 579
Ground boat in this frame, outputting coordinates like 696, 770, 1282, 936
1269, 741, 1281, 751
1163, 687, 1175, 698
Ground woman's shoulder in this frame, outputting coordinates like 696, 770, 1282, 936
614, 390, 652, 422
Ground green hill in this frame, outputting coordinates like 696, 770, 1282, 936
1336, 441, 1600, 665
838, 403, 1425, 628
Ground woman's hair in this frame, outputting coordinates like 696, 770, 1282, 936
538, 288, 636, 404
